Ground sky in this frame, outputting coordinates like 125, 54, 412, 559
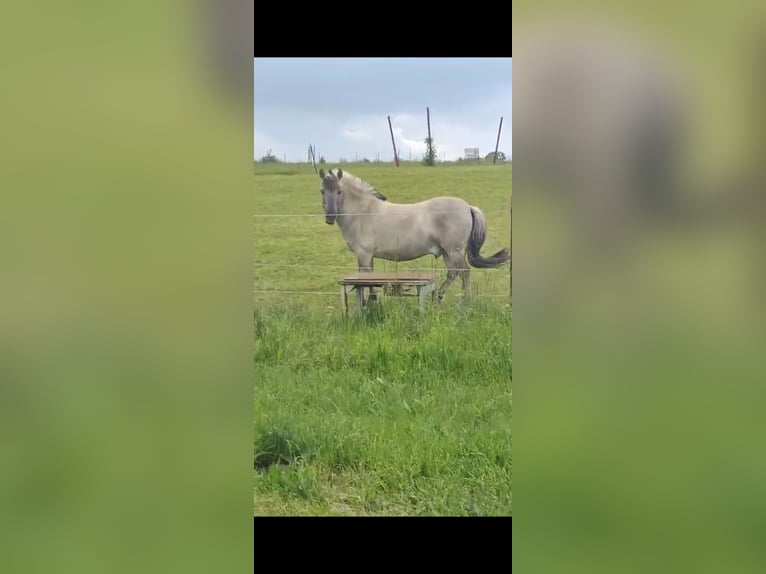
254, 58, 512, 163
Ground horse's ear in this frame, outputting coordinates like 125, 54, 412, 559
319, 168, 325, 179
336, 168, 343, 180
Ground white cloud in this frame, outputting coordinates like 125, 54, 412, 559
340, 128, 373, 143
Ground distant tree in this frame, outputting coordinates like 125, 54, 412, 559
423, 137, 438, 166
485, 151, 507, 162
319, 156, 326, 164
259, 149, 280, 163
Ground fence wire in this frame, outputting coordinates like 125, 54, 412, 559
253, 208, 511, 300
254, 263, 510, 272
253, 211, 510, 218
253, 289, 510, 299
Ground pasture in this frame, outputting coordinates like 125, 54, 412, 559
253, 161, 512, 515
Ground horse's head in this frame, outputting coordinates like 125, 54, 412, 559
318, 168, 343, 225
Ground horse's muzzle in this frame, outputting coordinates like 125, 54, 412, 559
325, 216, 336, 225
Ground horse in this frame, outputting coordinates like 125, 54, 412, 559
318, 167, 511, 303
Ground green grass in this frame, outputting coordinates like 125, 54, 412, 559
253, 161, 511, 515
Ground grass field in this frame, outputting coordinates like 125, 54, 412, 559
253, 161, 512, 515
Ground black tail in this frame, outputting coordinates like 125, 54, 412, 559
466, 207, 512, 268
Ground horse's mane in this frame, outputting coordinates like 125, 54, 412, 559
332, 169, 387, 202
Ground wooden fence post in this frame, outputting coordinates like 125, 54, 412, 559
387, 115, 399, 167
493, 117, 504, 164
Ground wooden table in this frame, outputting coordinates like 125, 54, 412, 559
338, 272, 438, 315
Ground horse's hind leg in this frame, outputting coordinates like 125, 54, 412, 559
460, 269, 472, 303
436, 250, 464, 303
456, 252, 472, 303
436, 270, 458, 303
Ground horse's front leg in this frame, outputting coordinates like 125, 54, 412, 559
357, 254, 374, 273
357, 254, 377, 304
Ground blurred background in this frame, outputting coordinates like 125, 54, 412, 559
513, 2, 766, 572
1, 2, 254, 573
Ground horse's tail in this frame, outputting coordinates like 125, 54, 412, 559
466, 206, 512, 268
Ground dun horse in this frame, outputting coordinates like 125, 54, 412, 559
318, 168, 510, 302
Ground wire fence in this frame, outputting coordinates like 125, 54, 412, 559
253, 271, 511, 300
253, 207, 511, 302
252, 211, 508, 218
254, 267, 510, 299
255, 263, 510, 273
253, 289, 510, 298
